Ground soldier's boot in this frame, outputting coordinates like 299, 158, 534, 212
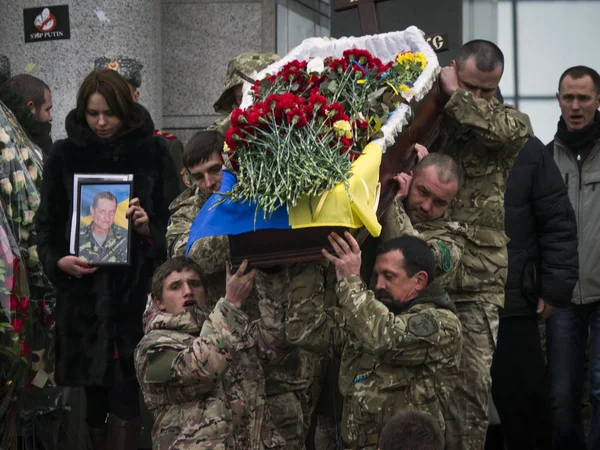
107, 415, 142, 450
87, 423, 108, 450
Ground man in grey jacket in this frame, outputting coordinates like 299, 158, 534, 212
546, 65, 600, 450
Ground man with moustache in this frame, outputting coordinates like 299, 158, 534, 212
286, 233, 462, 449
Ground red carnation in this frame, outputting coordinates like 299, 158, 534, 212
353, 119, 369, 131
11, 318, 24, 334
9, 295, 19, 310
230, 109, 249, 128
225, 128, 244, 150
286, 108, 307, 128
324, 102, 348, 122
276, 93, 298, 111
329, 58, 347, 74
340, 136, 353, 151
20, 297, 30, 311
20, 341, 32, 356
43, 315, 53, 328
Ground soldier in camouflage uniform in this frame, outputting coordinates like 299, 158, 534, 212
135, 256, 290, 449
165, 131, 321, 449
94, 56, 187, 193
428, 41, 533, 449
381, 150, 469, 290
287, 233, 462, 449
208, 53, 281, 136
78, 191, 129, 264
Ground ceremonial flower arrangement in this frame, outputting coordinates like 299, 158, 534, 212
0, 103, 58, 446
224, 47, 428, 219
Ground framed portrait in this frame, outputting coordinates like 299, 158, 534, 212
75, 180, 133, 266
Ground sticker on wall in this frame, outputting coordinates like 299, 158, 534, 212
24, 62, 37, 73
94, 7, 110, 23
23, 5, 70, 43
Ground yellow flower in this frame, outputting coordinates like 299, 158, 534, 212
415, 52, 427, 70
356, 79, 366, 85
224, 142, 232, 153
333, 120, 353, 139
396, 51, 415, 66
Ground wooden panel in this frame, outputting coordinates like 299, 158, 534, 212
229, 80, 443, 268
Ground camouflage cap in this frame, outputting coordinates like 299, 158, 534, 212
213, 52, 281, 114
94, 55, 144, 88
0, 55, 10, 79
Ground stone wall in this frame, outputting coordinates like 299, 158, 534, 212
161, 0, 276, 144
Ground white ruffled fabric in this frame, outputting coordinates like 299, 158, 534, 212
239, 26, 440, 154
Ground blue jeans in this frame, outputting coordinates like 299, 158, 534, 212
547, 302, 600, 450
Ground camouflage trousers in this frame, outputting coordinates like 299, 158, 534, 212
266, 349, 322, 450
267, 389, 312, 450
444, 301, 499, 450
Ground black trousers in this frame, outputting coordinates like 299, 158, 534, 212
490, 316, 552, 450
84, 379, 141, 428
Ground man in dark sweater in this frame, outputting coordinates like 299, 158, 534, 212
489, 90, 579, 449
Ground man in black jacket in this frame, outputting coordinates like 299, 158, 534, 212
490, 128, 579, 448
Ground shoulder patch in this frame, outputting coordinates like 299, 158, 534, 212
154, 129, 177, 140
407, 314, 439, 337
437, 241, 452, 273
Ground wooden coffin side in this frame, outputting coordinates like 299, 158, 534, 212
229, 80, 443, 268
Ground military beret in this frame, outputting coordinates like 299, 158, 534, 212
94, 55, 144, 88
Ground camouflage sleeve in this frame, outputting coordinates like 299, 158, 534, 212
444, 88, 533, 154
142, 298, 248, 389
381, 200, 465, 289
336, 275, 462, 364
285, 261, 348, 356
186, 236, 230, 276
252, 269, 293, 370
206, 116, 232, 137
166, 189, 198, 258
424, 231, 466, 290
380, 198, 419, 242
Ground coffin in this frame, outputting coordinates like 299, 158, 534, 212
229, 80, 444, 268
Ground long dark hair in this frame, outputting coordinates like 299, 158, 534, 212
76, 69, 141, 134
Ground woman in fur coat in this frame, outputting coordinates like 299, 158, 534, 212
35, 68, 179, 450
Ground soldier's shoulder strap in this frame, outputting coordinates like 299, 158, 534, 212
154, 129, 177, 141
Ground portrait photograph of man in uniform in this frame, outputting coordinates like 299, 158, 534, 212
76, 183, 132, 265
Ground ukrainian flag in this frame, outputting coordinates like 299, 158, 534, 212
186, 142, 383, 256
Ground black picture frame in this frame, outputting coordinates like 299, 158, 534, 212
75, 180, 133, 266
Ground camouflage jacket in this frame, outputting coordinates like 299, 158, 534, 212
78, 222, 128, 264
206, 115, 231, 137
381, 199, 468, 289
286, 264, 462, 445
213, 53, 281, 115
135, 280, 290, 449
432, 89, 533, 306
